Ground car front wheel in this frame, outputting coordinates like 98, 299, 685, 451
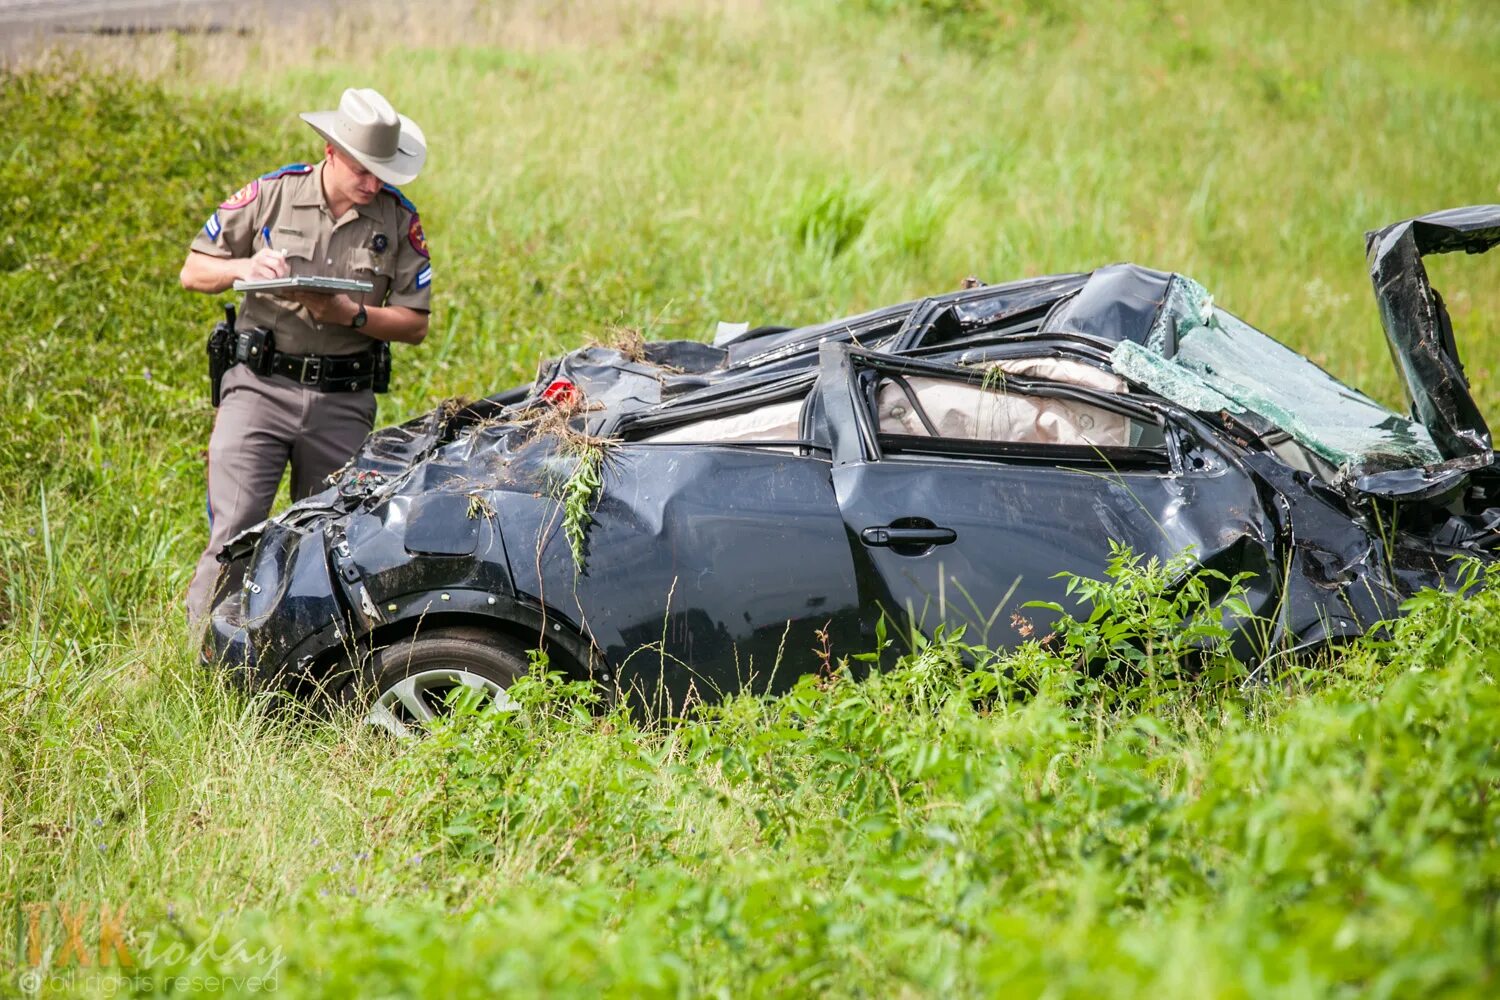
349, 627, 528, 737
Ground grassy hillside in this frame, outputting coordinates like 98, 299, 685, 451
2, 1, 1499, 995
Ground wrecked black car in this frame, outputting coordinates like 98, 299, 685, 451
205, 206, 1500, 733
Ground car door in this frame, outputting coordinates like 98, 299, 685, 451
518, 386, 864, 714
817, 344, 1278, 653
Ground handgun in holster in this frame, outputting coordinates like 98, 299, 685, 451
207, 303, 237, 408
372, 341, 392, 393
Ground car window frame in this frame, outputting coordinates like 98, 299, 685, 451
817, 343, 1178, 473
617, 370, 828, 455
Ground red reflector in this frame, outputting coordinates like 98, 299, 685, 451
542, 379, 579, 405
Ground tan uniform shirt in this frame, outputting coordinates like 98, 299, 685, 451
190, 161, 432, 356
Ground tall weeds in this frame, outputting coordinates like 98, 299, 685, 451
122, 557, 1497, 995
3, 1, 1500, 993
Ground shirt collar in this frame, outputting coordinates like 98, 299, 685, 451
292, 159, 384, 223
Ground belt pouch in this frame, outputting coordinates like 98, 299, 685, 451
234, 327, 276, 376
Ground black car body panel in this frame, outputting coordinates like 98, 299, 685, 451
1366, 204, 1499, 461
205, 207, 1500, 708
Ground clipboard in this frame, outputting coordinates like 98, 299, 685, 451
233, 275, 375, 294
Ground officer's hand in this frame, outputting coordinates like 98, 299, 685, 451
283, 291, 358, 325
244, 248, 290, 281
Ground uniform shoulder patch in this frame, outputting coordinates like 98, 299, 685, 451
219, 177, 260, 211
260, 163, 313, 181
406, 213, 430, 259
380, 183, 417, 214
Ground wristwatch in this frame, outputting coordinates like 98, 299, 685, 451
350, 303, 368, 329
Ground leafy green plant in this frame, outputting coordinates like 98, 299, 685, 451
1027, 542, 1257, 701
560, 443, 604, 575
465, 490, 497, 520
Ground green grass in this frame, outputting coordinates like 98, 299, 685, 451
2, 0, 1500, 995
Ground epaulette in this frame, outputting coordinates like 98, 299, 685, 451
381, 183, 417, 214
261, 163, 313, 181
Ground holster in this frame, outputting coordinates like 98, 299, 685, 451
207, 303, 237, 408
372, 341, 392, 394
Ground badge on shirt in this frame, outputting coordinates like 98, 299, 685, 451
407, 214, 429, 259
371, 233, 388, 254
220, 178, 260, 211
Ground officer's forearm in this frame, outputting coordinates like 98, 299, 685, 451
179, 251, 250, 294
360, 305, 429, 345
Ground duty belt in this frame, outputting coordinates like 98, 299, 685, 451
268, 348, 380, 392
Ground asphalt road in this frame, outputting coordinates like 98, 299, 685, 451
0, 0, 339, 61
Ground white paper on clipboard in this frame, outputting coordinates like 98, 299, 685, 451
232, 275, 375, 294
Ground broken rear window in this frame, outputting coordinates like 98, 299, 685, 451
1113, 275, 1442, 477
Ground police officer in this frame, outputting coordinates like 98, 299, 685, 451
181, 87, 433, 622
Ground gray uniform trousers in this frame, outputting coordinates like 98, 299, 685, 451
186, 364, 375, 621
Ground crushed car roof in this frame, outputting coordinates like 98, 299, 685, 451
355, 207, 1497, 503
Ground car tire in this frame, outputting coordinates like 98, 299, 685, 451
345, 626, 529, 737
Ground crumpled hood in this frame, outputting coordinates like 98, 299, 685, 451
1366, 204, 1500, 461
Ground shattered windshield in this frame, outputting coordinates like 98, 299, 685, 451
1112, 275, 1442, 476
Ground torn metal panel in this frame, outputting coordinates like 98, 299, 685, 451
1040, 264, 1176, 349
946, 272, 1089, 329
1365, 204, 1500, 460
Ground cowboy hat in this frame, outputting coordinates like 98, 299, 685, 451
300, 88, 426, 186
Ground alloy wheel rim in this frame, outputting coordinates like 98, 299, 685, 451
364, 667, 519, 737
